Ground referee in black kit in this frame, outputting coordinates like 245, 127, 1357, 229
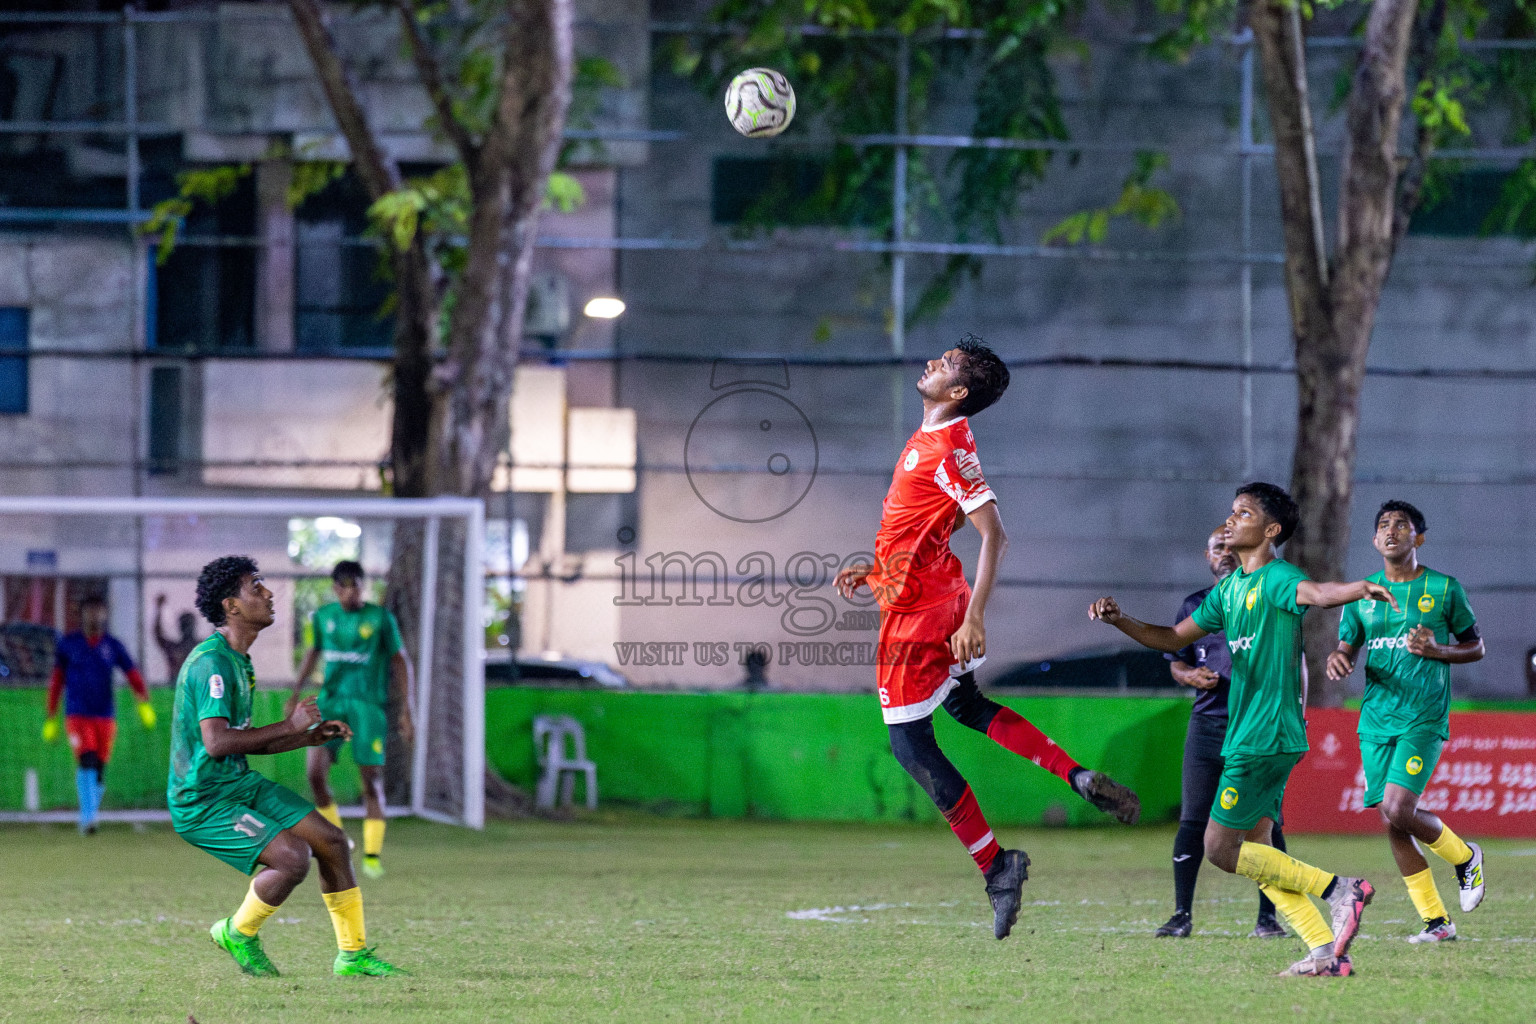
1155, 527, 1289, 939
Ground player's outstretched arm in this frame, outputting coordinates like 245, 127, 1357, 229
1089, 597, 1208, 654
200, 697, 322, 759
1326, 641, 1359, 681
1295, 579, 1398, 610
1406, 625, 1485, 665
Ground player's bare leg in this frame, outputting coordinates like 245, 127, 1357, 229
358, 763, 388, 878
1379, 783, 1479, 939
1206, 818, 1361, 974
210, 830, 314, 977
288, 813, 404, 975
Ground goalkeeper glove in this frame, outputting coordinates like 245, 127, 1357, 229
41, 718, 61, 744
137, 701, 158, 730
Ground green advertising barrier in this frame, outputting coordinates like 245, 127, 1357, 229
0, 688, 360, 812
486, 690, 1193, 826
2, 685, 1187, 824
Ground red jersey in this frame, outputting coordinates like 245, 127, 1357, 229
869, 416, 996, 612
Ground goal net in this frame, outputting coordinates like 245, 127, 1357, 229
0, 495, 485, 828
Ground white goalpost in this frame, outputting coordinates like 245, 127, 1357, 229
0, 495, 485, 829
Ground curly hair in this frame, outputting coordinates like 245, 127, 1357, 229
954, 333, 1011, 417
195, 555, 259, 626
1236, 482, 1300, 546
1376, 499, 1426, 535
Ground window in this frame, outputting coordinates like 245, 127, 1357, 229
0, 307, 29, 414
149, 166, 257, 351
295, 171, 395, 352
1410, 169, 1529, 238
147, 365, 183, 475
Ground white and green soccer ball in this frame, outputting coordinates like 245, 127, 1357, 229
724, 68, 796, 138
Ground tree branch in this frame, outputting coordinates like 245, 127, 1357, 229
391, 0, 480, 167
1249, 0, 1331, 333
286, 0, 401, 202
1393, 0, 1450, 247
1336, 0, 1419, 271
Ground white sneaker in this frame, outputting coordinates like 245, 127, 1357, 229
1454, 842, 1485, 913
1408, 918, 1457, 943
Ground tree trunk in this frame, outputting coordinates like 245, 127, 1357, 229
1252, 0, 1421, 704
430, 0, 574, 499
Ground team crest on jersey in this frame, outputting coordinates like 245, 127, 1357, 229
1220, 787, 1240, 810
373, 737, 384, 755
208, 673, 225, 698
1417, 594, 1435, 613
1245, 587, 1258, 611
903, 449, 919, 471
1406, 755, 1424, 775
360, 623, 374, 640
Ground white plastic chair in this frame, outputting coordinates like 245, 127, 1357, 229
533, 714, 598, 810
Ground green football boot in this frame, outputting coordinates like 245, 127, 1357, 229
334, 946, 407, 977
361, 854, 385, 880
209, 917, 281, 977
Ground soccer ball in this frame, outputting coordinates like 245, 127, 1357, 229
724, 68, 796, 138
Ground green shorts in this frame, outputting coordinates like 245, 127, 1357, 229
319, 695, 388, 766
1360, 733, 1444, 807
1210, 752, 1302, 831
172, 773, 314, 875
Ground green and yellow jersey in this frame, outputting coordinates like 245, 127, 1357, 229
1190, 558, 1310, 758
167, 632, 257, 813
1338, 567, 1477, 742
312, 602, 402, 707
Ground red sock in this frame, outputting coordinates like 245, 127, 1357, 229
943, 785, 1001, 872
985, 708, 1081, 782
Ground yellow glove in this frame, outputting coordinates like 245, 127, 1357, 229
137, 701, 158, 730
41, 717, 61, 744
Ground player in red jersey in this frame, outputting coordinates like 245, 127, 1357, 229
836, 335, 1141, 940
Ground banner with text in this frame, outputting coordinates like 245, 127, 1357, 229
1285, 708, 1536, 837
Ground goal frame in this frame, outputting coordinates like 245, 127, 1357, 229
0, 494, 485, 829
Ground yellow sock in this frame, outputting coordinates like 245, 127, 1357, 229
231, 882, 280, 937
321, 887, 366, 952
363, 818, 386, 858
1426, 824, 1474, 867
1403, 867, 1448, 923
1236, 842, 1334, 897
317, 802, 343, 829
1259, 883, 1334, 953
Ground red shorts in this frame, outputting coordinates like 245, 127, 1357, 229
65, 715, 117, 762
876, 589, 984, 724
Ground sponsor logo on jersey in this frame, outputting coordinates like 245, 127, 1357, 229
1245, 587, 1258, 611
1228, 634, 1255, 652
1220, 787, 1240, 810
903, 449, 919, 471
209, 673, 224, 699
322, 651, 371, 664
1406, 755, 1424, 775
1418, 594, 1436, 613
1366, 635, 1413, 651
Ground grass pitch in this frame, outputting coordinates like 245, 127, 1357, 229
1, 816, 1532, 1023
